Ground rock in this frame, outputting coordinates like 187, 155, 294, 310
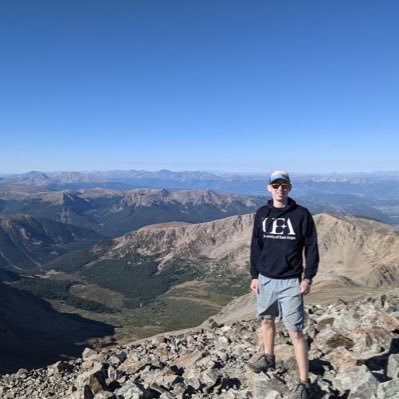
324, 347, 359, 371
274, 344, 295, 363
159, 392, 175, 399
82, 360, 96, 370
108, 354, 124, 367
220, 325, 232, 333
76, 363, 107, 397
113, 382, 147, 399
107, 365, 122, 382
386, 353, 399, 378
82, 348, 98, 360
352, 326, 393, 353
154, 368, 181, 389
377, 379, 399, 399
15, 368, 29, 379
199, 368, 222, 388
254, 372, 285, 398
334, 365, 379, 398
325, 333, 354, 350
216, 336, 230, 349
87, 370, 107, 395
183, 368, 202, 390
173, 349, 206, 369
93, 392, 115, 399
118, 357, 148, 375
47, 361, 74, 376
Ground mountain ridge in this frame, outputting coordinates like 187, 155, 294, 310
0, 186, 263, 237
2, 169, 399, 226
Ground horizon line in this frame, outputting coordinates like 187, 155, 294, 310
1, 168, 399, 177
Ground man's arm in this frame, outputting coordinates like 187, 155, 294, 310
250, 211, 263, 292
300, 280, 311, 295
303, 210, 319, 282
250, 278, 259, 293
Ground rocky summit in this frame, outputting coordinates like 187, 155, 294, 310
1, 290, 398, 399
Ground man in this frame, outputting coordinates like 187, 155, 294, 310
248, 169, 319, 399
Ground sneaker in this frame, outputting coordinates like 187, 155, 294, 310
247, 354, 276, 373
290, 380, 311, 399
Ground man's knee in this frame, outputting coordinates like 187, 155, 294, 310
288, 329, 304, 341
261, 318, 275, 328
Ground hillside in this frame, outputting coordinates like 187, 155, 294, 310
43, 213, 253, 297
9, 212, 397, 344
46, 212, 399, 291
0, 281, 114, 374
314, 213, 399, 290
0, 214, 104, 271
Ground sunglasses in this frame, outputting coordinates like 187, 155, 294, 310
271, 183, 290, 190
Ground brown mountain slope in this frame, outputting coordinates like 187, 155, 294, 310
210, 213, 399, 324
314, 213, 399, 288
113, 213, 254, 271
39, 212, 399, 341
106, 212, 399, 288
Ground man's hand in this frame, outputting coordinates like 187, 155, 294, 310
250, 278, 259, 294
300, 280, 311, 295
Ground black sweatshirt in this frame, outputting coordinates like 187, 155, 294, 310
250, 197, 319, 281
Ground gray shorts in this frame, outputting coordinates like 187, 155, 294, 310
257, 274, 304, 331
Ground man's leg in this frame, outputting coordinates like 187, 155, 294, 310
289, 330, 311, 398
261, 317, 276, 355
249, 277, 278, 373
248, 317, 276, 373
248, 316, 277, 372
278, 278, 310, 389
289, 329, 308, 382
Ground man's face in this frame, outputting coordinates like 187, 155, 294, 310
268, 179, 291, 202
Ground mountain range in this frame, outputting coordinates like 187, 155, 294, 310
1, 169, 399, 226
0, 186, 263, 237
2, 170, 399, 192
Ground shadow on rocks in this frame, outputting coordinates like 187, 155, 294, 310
220, 377, 241, 390
309, 359, 333, 376
311, 384, 350, 399
363, 337, 399, 382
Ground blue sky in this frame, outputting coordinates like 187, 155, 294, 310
1, 0, 398, 174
